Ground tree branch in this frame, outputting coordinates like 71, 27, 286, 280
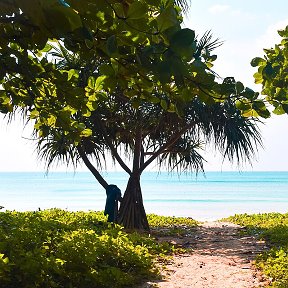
140, 121, 197, 172
97, 116, 132, 175
77, 146, 108, 189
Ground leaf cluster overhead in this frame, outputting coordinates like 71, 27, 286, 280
251, 25, 288, 115
0, 0, 269, 143
0, 0, 269, 230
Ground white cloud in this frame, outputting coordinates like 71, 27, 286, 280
256, 19, 288, 52
208, 4, 230, 15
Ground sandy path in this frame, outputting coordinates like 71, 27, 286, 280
141, 221, 270, 288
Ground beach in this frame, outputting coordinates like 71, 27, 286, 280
1, 171, 286, 287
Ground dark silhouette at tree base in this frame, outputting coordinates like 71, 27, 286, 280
104, 184, 122, 222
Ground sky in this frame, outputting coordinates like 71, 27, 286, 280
0, 0, 288, 172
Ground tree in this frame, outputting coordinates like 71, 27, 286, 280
251, 25, 288, 115
0, 0, 268, 230
34, 41, 263, 231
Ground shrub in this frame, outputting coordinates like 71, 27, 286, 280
0, 209, 153, 287
227, 212, 288, 287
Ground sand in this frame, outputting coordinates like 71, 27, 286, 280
140, 221, 270, 288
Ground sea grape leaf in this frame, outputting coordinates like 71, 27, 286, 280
251, 57, 265, 67
170, 28, 196, 60
156, 6, 178, 32
127, 1, 148, 19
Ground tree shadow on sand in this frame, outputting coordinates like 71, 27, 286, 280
139, 221, 270, 287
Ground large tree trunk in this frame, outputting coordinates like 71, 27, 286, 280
117, 173, 149, 231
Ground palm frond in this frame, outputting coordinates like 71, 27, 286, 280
157, 135, 205, 173
36, 131, 78, 171
205, 102, 263, 165
174, 0, 190, 13
48, 41, 81, 69
195, 30, 223, 59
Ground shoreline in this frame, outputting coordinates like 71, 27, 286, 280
1, 206, 288, 223
1, 171, 288, 221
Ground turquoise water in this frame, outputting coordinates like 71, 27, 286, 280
0, 171, 288, 220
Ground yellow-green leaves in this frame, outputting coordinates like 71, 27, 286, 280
29, 110, 40, 119
250, 57, 265, 67
0, 209, 171, 287
252, 25, 288, 116
67, 69, 78, 80
80, 128, 92, 137
86, 76, 106, 97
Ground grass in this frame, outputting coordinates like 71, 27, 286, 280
226, 212, 288, 287
147, 213, 198, 237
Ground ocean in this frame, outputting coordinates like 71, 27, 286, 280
0, 171, 288, 221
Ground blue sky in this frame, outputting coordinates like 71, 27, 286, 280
184, 0, 288, 171
0, 1, 288, 171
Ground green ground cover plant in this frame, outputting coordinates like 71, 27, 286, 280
148, 214, 198, 237
0, 209, 196, 288
226, 212, 288, 287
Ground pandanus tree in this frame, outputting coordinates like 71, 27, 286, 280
0, 0, 269, 230
35, 40, 263, 230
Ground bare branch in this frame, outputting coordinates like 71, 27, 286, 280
97, 117, 132, 175
77, 146, 108, 189
140, 121, 197, 172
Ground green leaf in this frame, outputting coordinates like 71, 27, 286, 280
107, 35, 118, 56
242, 109, 258, 117
235, 81, 244, 94
241, 88, 256, 99
44, 5, 83, 34
149, 96, 160, 104
81, 128, 92, 137
273, 104, 286, 115
87, 76, 96, 89
235, 100, 251, 111
252, 100, 270, 118
95, 76, 106, 91
131, 97, 141, 109
157, 61, 171, 84
87, 76, 106, 93
84, 39, 94, 49
86, 101, 98, 111
160, 99, 168, 110
68, 69, 78, 80
99, 64, 115, 76
171, 28, 195, 48
253, 72, 263, 84
282, 104, 288, 114
251, 57, 265, 67
1, 254, 9, 264
41, 43, 53, 53
156, 6, 178, 32
47, 115, 57, 127
15, 0, 45, 26
167, 103, 176, 112
30, 110, 39, 119
262, 63, 275, 80
170, 28, 196, 60
127, 1, 148, 19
